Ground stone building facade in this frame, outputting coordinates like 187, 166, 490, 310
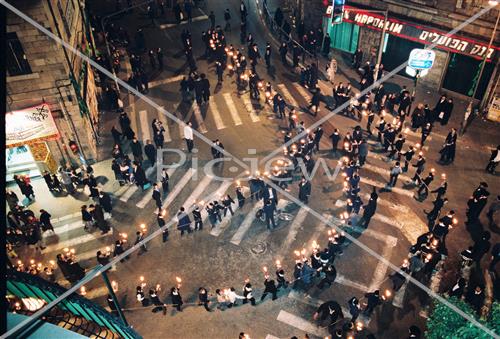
6, 0, 100, 180
293, 0, 499, 117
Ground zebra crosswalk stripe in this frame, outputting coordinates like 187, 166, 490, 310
209, 100, 226, 130
360, 177, 415, 198
278, 206, 309, 257
179, 175, 214, 208
157, 106, 172, 142
276, 310, 328, 338
223, 93, 243, 126
136, 167, 176, 208
230, 203, 264, 245
42, 229, 114, 254
161, 169, 196, 209
192, 103, 208, 133
293, 83, 312, 101
139, 110, 151, 142
241, 93, 261, 122
277, 84, 299, 108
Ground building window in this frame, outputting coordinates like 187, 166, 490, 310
6, 32, 32, 76
57, 0, 75, 38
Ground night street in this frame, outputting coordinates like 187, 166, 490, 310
3, 0, 500, 339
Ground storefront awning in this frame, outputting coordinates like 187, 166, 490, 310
325, 5, 499, 61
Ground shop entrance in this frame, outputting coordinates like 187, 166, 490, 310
6, 146, 40, 183
382, 35, 424, 78
442, 53, 494, 99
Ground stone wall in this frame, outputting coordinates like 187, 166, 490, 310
6, 0, 98, 165
418, 48, 448, 90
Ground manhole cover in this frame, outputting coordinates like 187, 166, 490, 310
278, 213, 294, 221
251, 242, 267, 254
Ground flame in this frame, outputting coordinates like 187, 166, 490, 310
140, 276, 145, 282
176, 276, 182, 283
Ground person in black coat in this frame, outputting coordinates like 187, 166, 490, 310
132, 162, 147, 189
433, 95, 447, 124
111, 126, 122, 145
222, 195, 235, 216
171, 287, 183, 311
177, 207, 192, 235
153, 130, 164, 149
130, 137, 143, 163
119, 112, 135, 140
360, 188, 378, 227
330, 129, 341, 154
39, 209, 54, 232
313, 300, 343, 323
298, 177, 311, 203
486, 145, 499, 174
363, 290, 381, 316
260, 275, 278, 301
99, 191, 113, 215
262, 185, 278, 207
264, 200, 276, 230
322, 33, 331, 56
236, 186, 245, 208
152, 184, 162, 212
144, 140, 156, 166
439, 98, 454, 125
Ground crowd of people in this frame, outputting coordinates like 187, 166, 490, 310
6, 1, 499, 338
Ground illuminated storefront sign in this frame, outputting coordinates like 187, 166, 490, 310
325, 6, 498, 61
6, 103, 60, 148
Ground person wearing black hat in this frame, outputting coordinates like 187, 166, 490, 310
260, 275, 278, 301
170, 287, 183, 311
192, 206, 203, 231
363, 290, 381, 316
242, 281, 256, 306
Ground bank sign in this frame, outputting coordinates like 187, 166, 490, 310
325, 6, 498, 61
408, 49, 435, 70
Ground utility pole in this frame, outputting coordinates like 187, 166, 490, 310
101, 270, 129, 327
374, 9, 389, 81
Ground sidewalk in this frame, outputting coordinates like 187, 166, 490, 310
259, 0, 500, 151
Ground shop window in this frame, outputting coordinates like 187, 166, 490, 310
6, 32, 32, 76
382, 35, 424, 78
443, 53, 494, 99
328, 21, 359, 54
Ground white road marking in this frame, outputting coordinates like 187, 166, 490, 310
209, 100, 226, 130
265, 335, 280, 339
287, 290, 370, 325
180, 175, 214, 208
277, 84, 299, 108
175, 110, 186, 137
241, 93, 261, 122
157, 106, 172, 143
223, 93, 243, 125
278, 206, 309, 256
336, 274, 370, 292
139, 110, 151, 142
120, 186, 139, 202
335, 199, 403, 230
360, 177, 415, 198
42, 229, 114, 254
202, 181, 234, 231
52, 212, 81, 223
230, 203, 263, 245
149, 74, 185, 88
159, 15, 208, 29
392, 279, 409, 308
368, 243, 394, 292
192, 103, 208, 133
293, 83, 312, 101
362, 163, 413, 183
276, 310, 328, 338
136, 167, 176, 208
44, 221, 82, 238
161, 169, 196, 209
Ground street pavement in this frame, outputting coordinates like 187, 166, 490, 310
8, 0, 500, 338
